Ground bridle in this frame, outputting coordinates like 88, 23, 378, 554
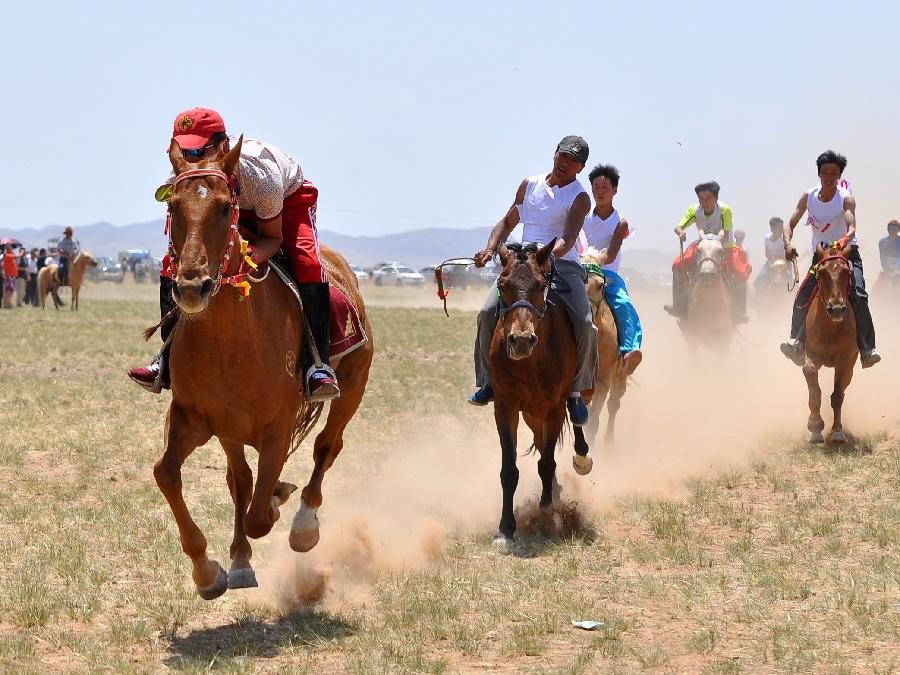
164, 168, 262, 299
496, 243, 551, 323
812, 254, 852, 308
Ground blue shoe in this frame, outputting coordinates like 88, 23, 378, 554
467, 386, 494, 406
567, 395, 588, 426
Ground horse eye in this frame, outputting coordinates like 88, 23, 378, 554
222, 204, 231, 218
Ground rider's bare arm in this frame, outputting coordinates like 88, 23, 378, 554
842, 194, 857, 245
604, 219, 629, 263
552, 192, 591, 259
475, 179, 528, 267
783, 193, 808, 259
252, 214, 284, 264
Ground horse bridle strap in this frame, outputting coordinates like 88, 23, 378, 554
498, 298, 546, 320
167, 168, 253, 298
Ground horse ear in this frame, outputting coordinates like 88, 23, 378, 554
841, 239, 853, 256
815, 243, 825, 258
498, 244, 512, 267
536, 238, 556, 271
224, 135, 243, 176
168, 138, 189, 175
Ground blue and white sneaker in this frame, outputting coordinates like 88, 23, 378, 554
467, 386, 494, 406
567, 395, 589, 426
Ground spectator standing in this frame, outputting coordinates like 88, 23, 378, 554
26, 249, 39, 306
2, 245, 17, 309
15, 247, 29, 306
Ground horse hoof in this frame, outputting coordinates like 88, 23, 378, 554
290, 504, 320, 552
289, 526, 320, 553
830, 431, 848, 444
272, 482, 298, 506
227, 567, 258, 590
492, 534, 513, 552
809, 431, 825, 444
196, 562, 228, 600
573, 453, 593, 476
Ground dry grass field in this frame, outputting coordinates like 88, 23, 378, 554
0, 280, 898, 673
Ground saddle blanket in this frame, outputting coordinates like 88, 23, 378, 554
329, 285, 367, 359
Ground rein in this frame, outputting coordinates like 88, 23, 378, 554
164, 168, 262, 300
434, 257, 476, 317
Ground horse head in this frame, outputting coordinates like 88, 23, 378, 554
696, 234, 724, 281
815, 241, 853, 322
581, 246, 608, 306
76, 252, 97, 269
166, 136, 243, 314
496, 239, 555, 360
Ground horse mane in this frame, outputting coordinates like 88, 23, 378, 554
581, 246, 606, 264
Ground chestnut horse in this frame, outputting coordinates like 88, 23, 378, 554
582, 248, 641, 446
680, 234, 733, 353
489, 240, 590, 548
155, 138, 373, 599
38, 251, 97, 310
799, 242, 857, 443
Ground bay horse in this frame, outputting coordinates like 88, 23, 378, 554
680, 234, 734, 353
155, 138, 373, 599
581, 248, 641, 447
38, 251, 97, 310
799, 241, 857, 443
489, 240, 590, 548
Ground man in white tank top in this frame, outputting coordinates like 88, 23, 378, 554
754, 218, 786, 291
580, 164, 642, 362
780, 150, 879, 367
468, 136, 597, 426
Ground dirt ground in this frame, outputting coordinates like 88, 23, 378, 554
0, 279, 897, 673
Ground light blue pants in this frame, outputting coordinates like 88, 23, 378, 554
601, 270, 642, 354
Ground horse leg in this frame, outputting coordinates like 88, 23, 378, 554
537, 415, 564, 511
290, 348, 371, 553
605, 374, 626, 444
243, 422, 293, 540
829, 362, 854, 444
220, 441, 258, 589
493, 402, 519, 548
153, 404, 226, 600
802, 361, 825, 443
586, 376, 609, 445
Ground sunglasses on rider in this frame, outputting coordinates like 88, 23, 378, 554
182, 141, 217, 159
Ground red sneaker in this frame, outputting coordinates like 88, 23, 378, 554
307, 369, 340, 402
128, 353, 166, 393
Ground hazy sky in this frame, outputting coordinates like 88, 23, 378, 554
1, 1, 898, 254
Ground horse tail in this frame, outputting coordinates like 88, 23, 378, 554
522, 417, 570, 457
287, 401, 324, 459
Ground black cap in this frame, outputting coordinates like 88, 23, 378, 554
556, 135, 589, 164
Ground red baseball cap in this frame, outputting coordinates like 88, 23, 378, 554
172, 107, 226, 150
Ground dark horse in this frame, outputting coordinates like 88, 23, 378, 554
489, 240, 590, 549
800, 241, 858, 444
155, 138, 373, 599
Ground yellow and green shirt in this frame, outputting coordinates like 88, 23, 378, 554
678, 201, 734, 245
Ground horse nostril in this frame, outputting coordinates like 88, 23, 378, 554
527, 334, 538, 347
200, 279, 215, 297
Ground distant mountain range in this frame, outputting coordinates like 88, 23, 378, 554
1, 221, 673, 275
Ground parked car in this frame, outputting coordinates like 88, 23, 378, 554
372, 262, 425, 287
351, 265, 370, 281
90, 256, 124, 283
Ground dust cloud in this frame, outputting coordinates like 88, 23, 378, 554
260, 283, 900, 609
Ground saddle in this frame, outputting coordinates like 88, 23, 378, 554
267, 252, 368, 360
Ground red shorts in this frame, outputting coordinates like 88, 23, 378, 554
672, 242, 752, 281
239, 180, 326, 284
